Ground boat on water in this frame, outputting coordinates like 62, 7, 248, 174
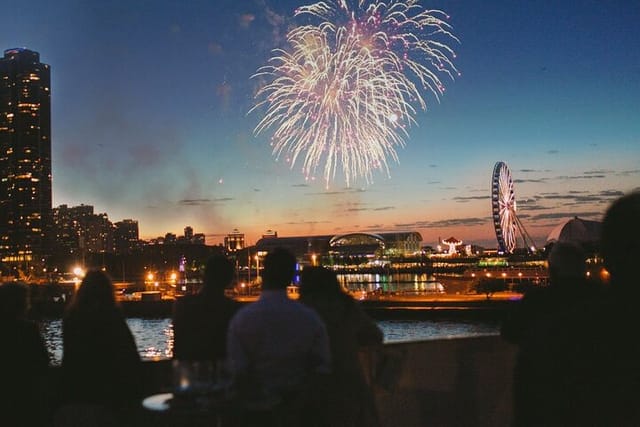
349, 278, 446, 301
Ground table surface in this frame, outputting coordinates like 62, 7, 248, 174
142, 393, 173, 412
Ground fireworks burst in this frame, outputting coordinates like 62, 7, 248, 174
251, 0, 459, 186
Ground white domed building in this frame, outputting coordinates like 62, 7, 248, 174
546, 216, 601, 247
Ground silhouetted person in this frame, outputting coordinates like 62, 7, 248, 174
513, 192, 640, 426
300, 266, 383, 427
0, 281, 49, 427
575, 191, 640, 424
504, 241, 597, 426
173, 254, 240, 362
58, 270, 141, 425
501, 241, 593, 344
227, 248, 331, 427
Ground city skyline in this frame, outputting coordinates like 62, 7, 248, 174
1, 0, 638, 248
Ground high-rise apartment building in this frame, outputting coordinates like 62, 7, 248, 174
0, 48, 52, 264
114, 219, 139, 254
53, 204, 115, 255
184, 226, 193, 241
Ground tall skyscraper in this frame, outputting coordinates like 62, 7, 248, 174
0, 48, 52, 266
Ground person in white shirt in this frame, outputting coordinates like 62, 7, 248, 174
227, 247, 331, 426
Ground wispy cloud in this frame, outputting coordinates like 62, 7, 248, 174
518, 203, 554, 211
554, 174, 605, 180
514, 178, 549, 184
528, 211, 602, 221
536, 190, 622, 204
347, 206, 395, 212
453, 195, 490, 202
178, 198, 210, 206
396, 217, 489, 229
599, 190, 625, 197
177, 197, 234, 206
584, 169, 614, 175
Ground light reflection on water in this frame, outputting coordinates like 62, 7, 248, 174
41, 318, 499, 366
378, 320, 499, 343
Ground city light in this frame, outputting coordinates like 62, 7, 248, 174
72, 266, 85, 278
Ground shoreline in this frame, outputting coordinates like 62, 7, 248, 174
32, 291, 519, 320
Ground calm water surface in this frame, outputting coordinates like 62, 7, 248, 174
41, 318, 499, 365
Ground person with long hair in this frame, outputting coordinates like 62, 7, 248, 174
300, 266, 383, 427
59, 270, 141, 424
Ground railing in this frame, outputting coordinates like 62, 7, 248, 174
133, 335, 517, 426
365, 336, 517, 426
47, 335, 517, 426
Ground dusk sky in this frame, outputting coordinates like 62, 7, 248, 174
2, 0, 638, 247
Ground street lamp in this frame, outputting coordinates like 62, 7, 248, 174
72, 266, 85, 290
73, 266, 85, 278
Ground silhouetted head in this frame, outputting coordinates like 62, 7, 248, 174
71, 270, 116, 312
601, 191, 640, 287
300, 266, 345, 300
0, 281, 29, 320
261, 247, 296, 290
548, 241, 587, 285
203, 254, 234, 293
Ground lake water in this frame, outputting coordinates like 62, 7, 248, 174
41, 318, 500, 365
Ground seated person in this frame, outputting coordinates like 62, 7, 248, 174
61, 271, 141, 413
173, 254, 240, 362
0, 282, 50, 427
227, 248, 331, 426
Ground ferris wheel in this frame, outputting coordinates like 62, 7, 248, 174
490, 161, 536, 254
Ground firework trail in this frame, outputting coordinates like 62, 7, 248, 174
251, 0, 459, 186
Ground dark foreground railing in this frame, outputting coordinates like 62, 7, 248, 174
46, 335, 516, 426
367, 335, 517, 426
